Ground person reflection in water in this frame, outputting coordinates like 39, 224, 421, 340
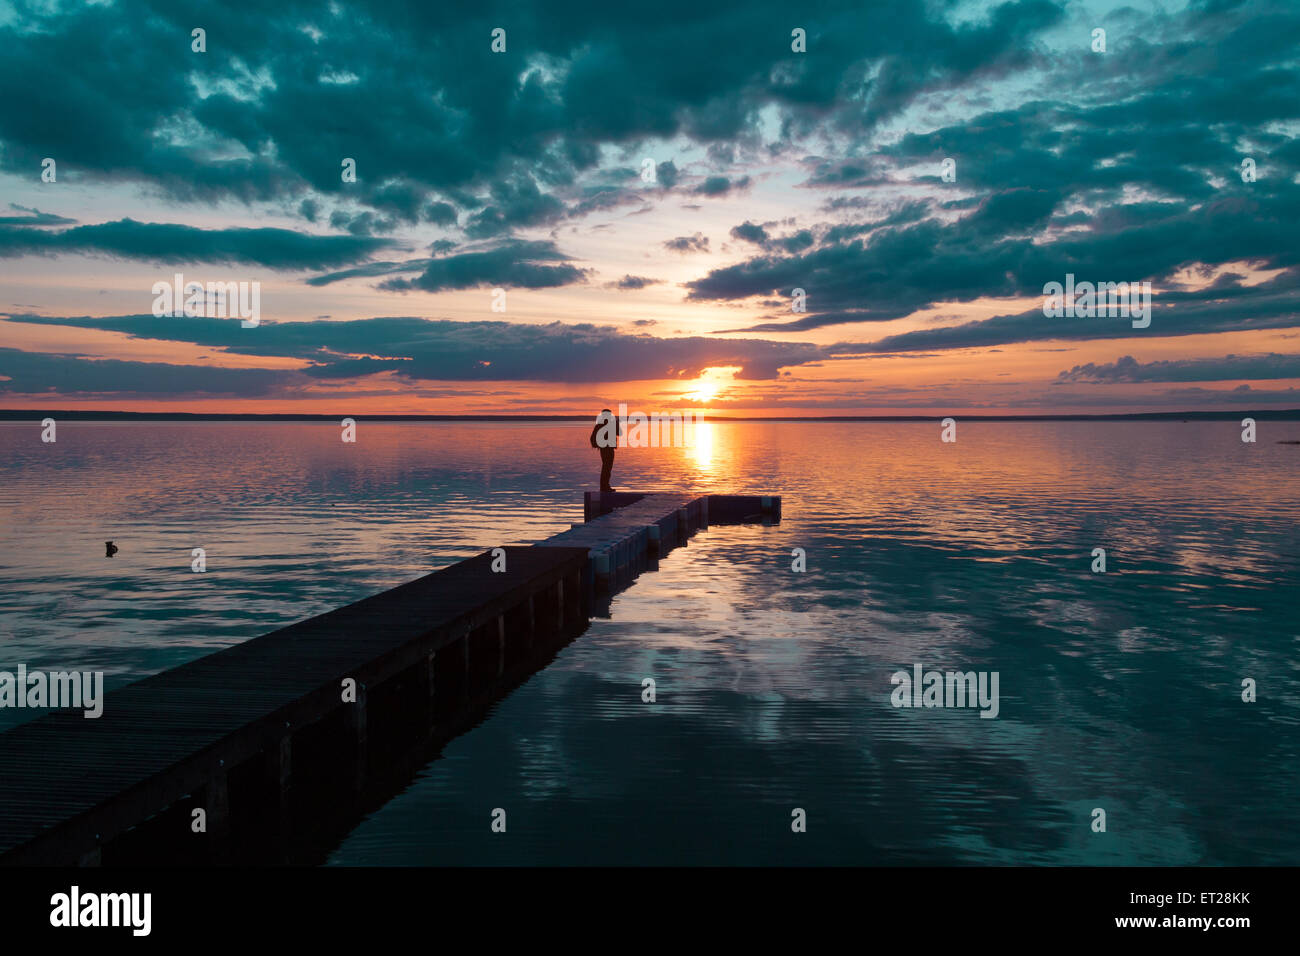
590, 408, 622, 492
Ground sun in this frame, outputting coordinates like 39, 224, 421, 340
681, 366, 740, 405
683, 381, 720, 404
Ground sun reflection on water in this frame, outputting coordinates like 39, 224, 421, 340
689, 420, 714, 471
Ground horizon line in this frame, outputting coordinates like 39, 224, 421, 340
4, 409, 1300, 423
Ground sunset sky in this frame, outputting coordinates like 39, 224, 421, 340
2, 0, 1299, 415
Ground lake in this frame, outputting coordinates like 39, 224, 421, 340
1, 420, 1297, 864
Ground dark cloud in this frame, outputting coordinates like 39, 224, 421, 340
566, 184, 645, 218
0, 219, 389, 269
828, 282, 1300, 354
698, 176, 1300, 334
3, 314, 825, 384
307, 238, 589, 290
1056, 353, 1300, 384
1159, 384, 1300, 404
423, 202, 459, 227
801, 159, 888, 188
729, 220, 815, 255
0, 0, 1072, 227
730, 222, 769, 245
305, 259, 429, 287
377, 239, 589, 292
5, 0, 1300, 411
608, 275, 662, 290
0, 347, 284, 397
0, 205, 76, 227
676, 2, 1300, 341
464, 177, 567, 239
328, 210, 399, 236
665, 233, 710, 253
368, 181, 443, 225
693, 175, 751, 197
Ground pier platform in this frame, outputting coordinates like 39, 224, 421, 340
0, 491, 780, 865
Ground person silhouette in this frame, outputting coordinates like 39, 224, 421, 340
590, 408, 621, 492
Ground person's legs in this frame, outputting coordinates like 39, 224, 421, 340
599, 447, 615, 491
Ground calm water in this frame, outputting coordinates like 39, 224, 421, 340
1, 420, 1298, 864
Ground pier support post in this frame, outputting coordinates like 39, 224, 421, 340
345, 686, 367, 792
497, 614, 506, 677
427, 651, 437, 720
276, 736, 292, 817
593, 553, 611, 592
263, 733, 293, 856
206, 768, 231, 862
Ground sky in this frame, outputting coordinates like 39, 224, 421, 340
1, 0, 1299, 415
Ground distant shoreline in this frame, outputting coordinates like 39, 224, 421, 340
3, 409, 1300, 422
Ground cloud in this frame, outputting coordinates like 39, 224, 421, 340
0, 0, 1072, 228
464, 177, 567, 238
673, 2, 1300, 340
607, 275, 662, 290
730, 221, 769, 245
5, 0, 1300, 413
1056, 353, 1300, 384
692, 175, 751, 197
304, 259, 430, 287
1160, 384, 1300, 404
0, 219, 389, 269
664, 233, 710, 253
0, 347, 285, 397
2, 314, 826, 384
376, 239, 589, 292
0, 205, 76, 227
728, 220, 815, 256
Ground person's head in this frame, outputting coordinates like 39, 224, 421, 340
597, 408, 613, 422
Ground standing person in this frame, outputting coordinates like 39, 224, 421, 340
590, 408, 621, 492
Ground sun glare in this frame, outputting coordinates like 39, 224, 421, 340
681, 366, 740, 405
683, 381, 719, 404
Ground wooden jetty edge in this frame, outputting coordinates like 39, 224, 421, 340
0, 491, 780, 866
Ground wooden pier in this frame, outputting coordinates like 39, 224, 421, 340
0, 491, 779, 866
